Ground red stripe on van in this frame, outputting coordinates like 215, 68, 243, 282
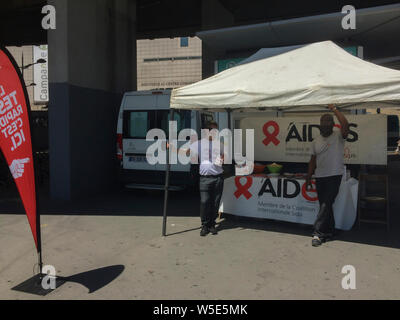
117, 134, 123, 160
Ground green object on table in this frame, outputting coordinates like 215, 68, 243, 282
267, 164, 283, 173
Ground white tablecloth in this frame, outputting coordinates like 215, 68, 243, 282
219, 175, 358, 231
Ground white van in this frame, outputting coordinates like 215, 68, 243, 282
116, 90, 215, 190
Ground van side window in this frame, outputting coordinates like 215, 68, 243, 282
123, 111, 155, 139
130, 112, 147, 137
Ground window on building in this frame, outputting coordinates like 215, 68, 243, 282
180, 37, 189, 47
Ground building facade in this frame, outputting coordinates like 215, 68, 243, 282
137, 36, 202, 91
5, 46, 48, 111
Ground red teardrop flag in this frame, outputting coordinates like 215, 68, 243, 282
0, 47, 39, 250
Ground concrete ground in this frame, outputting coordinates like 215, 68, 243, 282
1, 184, 400, 300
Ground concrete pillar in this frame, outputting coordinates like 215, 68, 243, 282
201, 0, 234, 79
48, 0, 137, 200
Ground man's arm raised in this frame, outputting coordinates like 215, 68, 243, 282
328, 104, 349, 139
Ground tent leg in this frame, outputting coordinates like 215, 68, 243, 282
227, 109, 234, 175
227, 109, 232, 131
162, 109, 175, 237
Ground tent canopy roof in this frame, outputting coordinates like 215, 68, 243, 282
170, 41, 400, 112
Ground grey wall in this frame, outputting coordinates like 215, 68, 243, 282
48, 0, 137, 200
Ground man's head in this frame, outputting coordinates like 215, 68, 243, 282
203, 121, 218, 141
320, 114, 334, 137
205, 121, 218, 130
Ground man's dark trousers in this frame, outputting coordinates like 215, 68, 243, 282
313, 175, 342, 240
199, 175, 224, 228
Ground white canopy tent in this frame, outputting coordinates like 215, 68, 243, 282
170, 41, 400, 112
162, 40, 400, 236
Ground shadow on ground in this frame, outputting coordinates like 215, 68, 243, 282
0, 185, 200, 217
11, 265, 125, 296
217, 213, 400, 250
60, 265, 125, 294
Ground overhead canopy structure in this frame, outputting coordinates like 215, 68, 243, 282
170, 41, 400, 112
196, 3, 400, 58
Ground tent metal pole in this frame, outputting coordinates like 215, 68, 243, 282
226, 109, 234, 175
227, 109, 232, 131
162, 109, 175, 237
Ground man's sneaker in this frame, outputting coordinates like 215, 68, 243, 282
209, 226, 218, 235
200, 226, 209, 237
312, 236, 323, 247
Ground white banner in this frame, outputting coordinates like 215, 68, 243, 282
33, 45, 49, 104
219, 175, 359, 231
240, 114, 387, 165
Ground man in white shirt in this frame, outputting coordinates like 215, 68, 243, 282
306, 105, 349, 247
189, 121, 225, 236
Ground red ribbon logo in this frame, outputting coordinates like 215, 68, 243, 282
263, 121, 280, 146
301, 181, 318, 202
234, 176, 253, 200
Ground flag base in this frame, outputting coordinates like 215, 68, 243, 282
12, 274, 66, 296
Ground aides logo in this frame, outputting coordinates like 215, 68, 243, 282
301, 180, 318, 202
234, 176, 318, 202
258, 178, 318, 202
234, 176, 253, 200
285, 122, 359, 143
262, 121, 359, 146
262, 121, 280, 146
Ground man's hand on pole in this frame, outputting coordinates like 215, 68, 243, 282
328, 104, 350, 139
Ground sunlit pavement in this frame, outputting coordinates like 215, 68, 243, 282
1, 186, 400, 300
